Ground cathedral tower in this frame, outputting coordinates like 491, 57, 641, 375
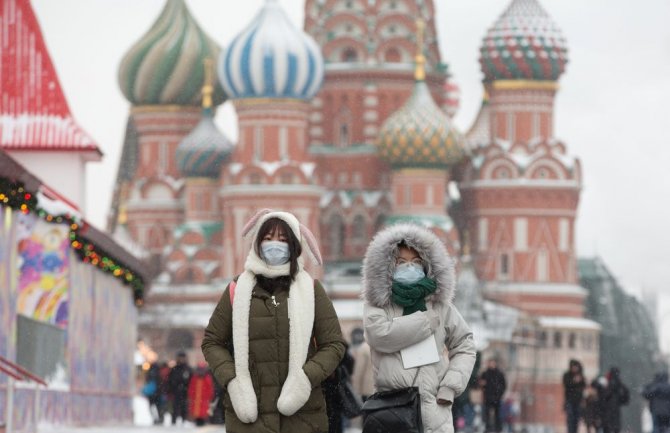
111, 0, 226, 271
460, 2, 599, 430
305, 0, 454, 261
376, 20, 465, 255
219, 0, 325, 276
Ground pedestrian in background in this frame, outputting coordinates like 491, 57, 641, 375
563, 359, 586, 433
479, 358, 507, 433
157, 361, 170, 423
350, 327, 374, 402
600, 367, 629, 433
323, 345, 356, 433
362, 224, 476, 433
583, 382, 601, 433
188, 362, 214, 426
142, 362, 162, 425
452, 351, 481, 432
168, 351, 192, 425
642, 371, 670, 433
201, 210, 345, 433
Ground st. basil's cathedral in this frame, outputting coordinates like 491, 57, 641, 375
108, 0, 598, 430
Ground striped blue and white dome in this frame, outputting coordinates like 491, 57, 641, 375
218, 0, 324, 100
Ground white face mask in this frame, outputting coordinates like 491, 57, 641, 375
393, 262, 425, 285
260, 241, 290, 266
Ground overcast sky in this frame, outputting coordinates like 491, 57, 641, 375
31, 0, 670, 331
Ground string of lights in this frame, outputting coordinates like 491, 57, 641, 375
0, 176, 145, 305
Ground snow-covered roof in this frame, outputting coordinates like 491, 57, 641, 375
149, 282, 227, 295
385, 214, 455, 233
483, 300, 521, 343
320, 190, 388, 209
0, 0, 101, 156
484, 282, 587, 297
332, 299, 364, 320
138, 302, 217, 328
538, 316, 602, 331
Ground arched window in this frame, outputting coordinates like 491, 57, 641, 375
337, 107, 352, 147
352, 215, 367, 240
339, 123, 350, 147
568, 332, 577, 349
248, 173, 261, 184
342, 47, 358, 62
385, 48, 402, 63
374, 214, 386, 234
329, 214, 346, 259
554, 331, 562, 348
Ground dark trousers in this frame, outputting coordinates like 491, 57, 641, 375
171, 395, 188, 424
658, 416, 670, 433
565, 401, 581, 433
484, 402, 502, 433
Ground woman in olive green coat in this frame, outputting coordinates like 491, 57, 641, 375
202, 210, 345, 433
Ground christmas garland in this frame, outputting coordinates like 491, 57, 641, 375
0, 177, 144, 304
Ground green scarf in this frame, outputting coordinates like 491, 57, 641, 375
391, 277, 437, 316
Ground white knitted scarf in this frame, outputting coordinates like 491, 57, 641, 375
228, 211, 316, 422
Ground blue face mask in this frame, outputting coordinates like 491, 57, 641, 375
260, 241, 290, 266
393, 262, 425, 285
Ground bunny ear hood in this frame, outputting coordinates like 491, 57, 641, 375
243, 209, 322, 266
362, 223, 456, 309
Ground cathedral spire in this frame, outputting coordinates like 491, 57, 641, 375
202, 58, 214, 111
414, 19, 426, 82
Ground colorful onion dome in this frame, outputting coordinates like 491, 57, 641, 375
377, 81, 465, 169
176, 109, 233, 178
219, 0, 324, 100
118, 0, 226, 106
479, 0, 568, 82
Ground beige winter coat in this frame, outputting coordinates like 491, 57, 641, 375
362, 224, 476, 433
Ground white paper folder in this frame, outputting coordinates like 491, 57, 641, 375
399, 334, 440, 369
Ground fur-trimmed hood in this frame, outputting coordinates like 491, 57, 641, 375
362, 224, 456, 308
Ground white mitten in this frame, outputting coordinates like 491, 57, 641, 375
277, 369, 312, 416
227, 376, 258, 423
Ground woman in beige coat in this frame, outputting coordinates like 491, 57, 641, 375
362, 224, 476, 433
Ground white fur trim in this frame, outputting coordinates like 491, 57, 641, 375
227, 376, 258, 423
277, 368, 312, 416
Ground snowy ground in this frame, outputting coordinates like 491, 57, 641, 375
37, 396, 362, 433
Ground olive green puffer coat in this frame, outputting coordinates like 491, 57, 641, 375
201, 279, 345, 433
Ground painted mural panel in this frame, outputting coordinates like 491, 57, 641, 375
0, 207, 18, 375
69, 256, 137, 394
16, 214, 70, 327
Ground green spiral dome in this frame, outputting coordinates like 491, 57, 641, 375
118, 0, 226, 106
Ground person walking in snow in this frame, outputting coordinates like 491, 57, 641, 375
563, 359, 586, 433
361, 224, 476, 433
642, 371, 670, 433
168, 351, 192, 425
479, 359, 507, 433
188, 362, 215, 426
600, 367, 629, 433
201, 209, 345, 433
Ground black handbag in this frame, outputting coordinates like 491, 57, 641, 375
339, 375, 363, 418
361, 369, 422, 433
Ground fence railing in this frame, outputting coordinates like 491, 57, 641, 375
0, 355, 46, 433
